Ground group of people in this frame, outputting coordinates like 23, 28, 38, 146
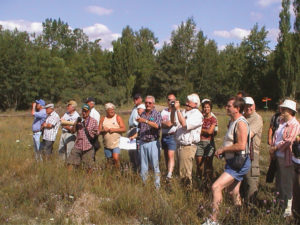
31, 92, 300, 225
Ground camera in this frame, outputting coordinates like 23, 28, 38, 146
293, 141, 300, 158
77, 117, 83, 123
170, 101, 175, 108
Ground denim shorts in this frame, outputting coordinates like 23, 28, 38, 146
104, 147, 121, 158
161, 134, 177, 151
196, 140, 215, 157
225, 156, 251, 181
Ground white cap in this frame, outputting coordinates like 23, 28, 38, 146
280, 99, 297, 112
187, 93, 200, 107
137, 103, 146, 110
201, 99, 211, 104
243, 97, 255, 105
45, 103, 54, 109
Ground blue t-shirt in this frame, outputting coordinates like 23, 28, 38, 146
32, 109, 47, 132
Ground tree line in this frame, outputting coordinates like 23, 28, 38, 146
0, 0, 299, 110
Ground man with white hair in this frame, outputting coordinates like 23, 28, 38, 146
58, 100, 80, 160
86, 97, 100, 125
175, 93, 203, 186
137, 95, 162, 188
40, 104, 60, 157
240, 97, 263, 202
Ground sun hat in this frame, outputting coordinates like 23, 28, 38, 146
280, 99, 297, 112
67, 100, 77, 108
243, 97, 255, 105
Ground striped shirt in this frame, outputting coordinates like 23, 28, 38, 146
273, 117, 300, 166
43, 111, 60, 141
75, 116, 98, 151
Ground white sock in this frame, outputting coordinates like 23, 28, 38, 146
167, 172, 172, 178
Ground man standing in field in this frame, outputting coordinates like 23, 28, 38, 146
58, 100, 80, 160
86, 97, 100, 125
240, 97, 263, 202
40, 104, 60, 158
175, 93, 203, 187
31, 99, 47, 161
67, 104, 98, 173
137, 95, 162, 189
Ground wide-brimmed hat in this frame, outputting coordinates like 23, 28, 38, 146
187, 93, 200, 107
280, 99, 297, 112
67, 100, 77, 108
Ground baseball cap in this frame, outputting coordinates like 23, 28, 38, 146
86, 97, 95, 103
243, 97, 255, 105
82, 104, 90, 111
134, 93, 142, 99
67, 100, 77, 108
35, 99, 45, 106
137, 103, 146, 110
45, 103, 54, 109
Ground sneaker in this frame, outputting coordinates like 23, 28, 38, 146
202, 218, 220, 225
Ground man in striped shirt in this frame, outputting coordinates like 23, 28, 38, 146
40, 104, 60, 157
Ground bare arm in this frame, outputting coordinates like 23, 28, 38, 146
268, 127, 273, 145
201, 124, 216, 136
215, 121, 248, 157
109, 115, 126, 133
136, 117, 159, 129
31, 103, 36, 116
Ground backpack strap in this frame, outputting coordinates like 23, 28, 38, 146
233, 117, 250, 155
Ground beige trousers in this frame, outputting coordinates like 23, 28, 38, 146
178, 145, 197, 183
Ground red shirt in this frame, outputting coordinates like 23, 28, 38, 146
200, 116, 217, 141
75, 117, 98, 151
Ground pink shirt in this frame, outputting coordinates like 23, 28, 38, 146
273, 117, 300, 166
75, 117, 98, 151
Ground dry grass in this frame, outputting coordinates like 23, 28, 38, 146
0, 108, 296, 224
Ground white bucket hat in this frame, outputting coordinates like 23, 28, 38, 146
280, 99, 297, 112
243, 97, 255, 105
137, 103, 146, 110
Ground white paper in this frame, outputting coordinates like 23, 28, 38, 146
119, 137, 137, 150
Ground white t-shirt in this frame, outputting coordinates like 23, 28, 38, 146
161, 108, 179, 135
61, 111, 80, 132
90, 108, 100, 125
274, 122, 287, 158
176, 108, 203, 145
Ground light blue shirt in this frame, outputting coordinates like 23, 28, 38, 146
32, 109, 47, 132
128, 106, 139, 128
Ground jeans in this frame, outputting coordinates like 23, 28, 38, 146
58, 132, 76, 160
140, 140, 160, 188
33, 131, 42, 161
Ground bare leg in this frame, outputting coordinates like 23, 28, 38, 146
196, 156, 204, 179
167, 150, 175, 177
211, 172, 236, 221
112, 153, 120, 169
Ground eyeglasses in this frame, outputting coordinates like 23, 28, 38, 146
145, 102, 153, 105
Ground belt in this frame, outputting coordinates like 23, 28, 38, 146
141, 139, 157, 143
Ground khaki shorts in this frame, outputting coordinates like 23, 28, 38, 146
67, 147, 95, 168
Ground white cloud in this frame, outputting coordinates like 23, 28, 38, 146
86, 5, 113, 16
250, 12, 263, 21
267, 28, 279, 41
0, 19, 119, 50
257, 0, 281, 8
218, 45, 227, 51
83, 23, 120, 50
213, 28, 251, 40
0, 20, 43, 34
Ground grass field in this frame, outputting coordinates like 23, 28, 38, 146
0, 107, 296, 224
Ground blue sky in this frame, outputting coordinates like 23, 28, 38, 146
0, 0, 295, 50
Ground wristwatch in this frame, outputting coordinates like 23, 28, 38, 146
145, 120, 148, 124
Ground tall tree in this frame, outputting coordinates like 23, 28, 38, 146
240, 24, 270, 102
292, 0, 300, 99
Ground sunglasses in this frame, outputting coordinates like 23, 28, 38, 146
145, 102, 153, 105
